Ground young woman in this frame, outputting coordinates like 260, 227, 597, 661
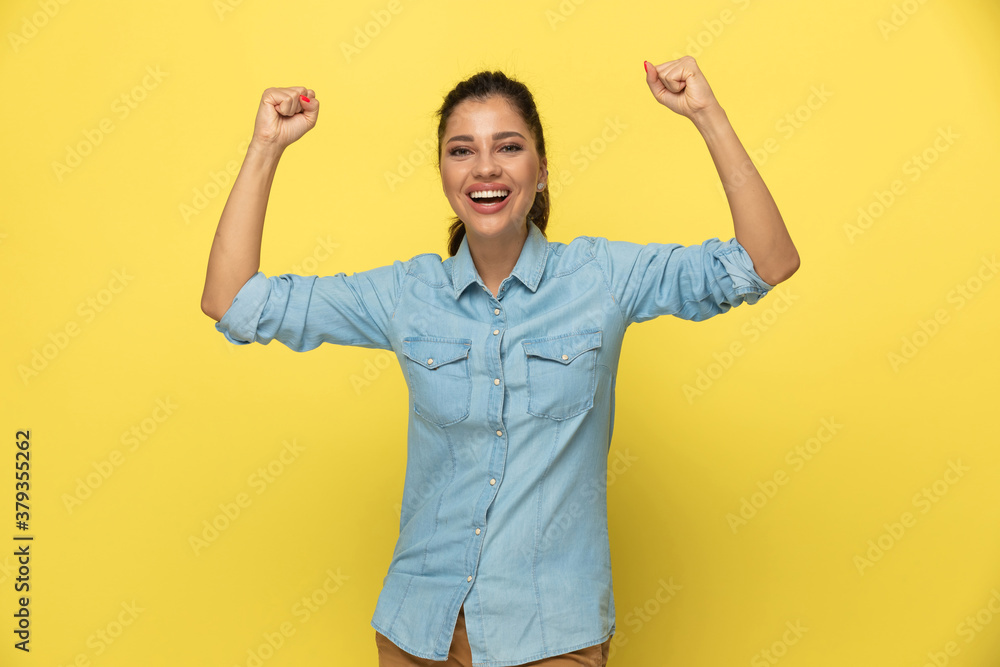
202, 57, 799, 667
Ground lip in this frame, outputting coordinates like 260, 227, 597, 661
465, 183, 512, 215
466, 182, 511, 194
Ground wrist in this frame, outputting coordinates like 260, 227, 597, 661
247, 138, 285, 166
690, 103, 729, 140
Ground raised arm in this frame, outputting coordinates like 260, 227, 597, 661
200, 87, 319, 321
643, 57, 800, 286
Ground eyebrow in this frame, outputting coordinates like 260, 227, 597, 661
446, 131, 527, 144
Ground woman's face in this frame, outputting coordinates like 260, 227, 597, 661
440, 95, 547, 243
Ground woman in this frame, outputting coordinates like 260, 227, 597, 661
201, 57, 799, 667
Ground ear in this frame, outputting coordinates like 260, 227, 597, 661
539, 156, 548, 183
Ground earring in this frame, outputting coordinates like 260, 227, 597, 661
537, 183, 545, 190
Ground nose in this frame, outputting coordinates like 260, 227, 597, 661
472, 150, 501, 178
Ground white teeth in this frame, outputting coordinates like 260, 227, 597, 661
469, 189, 510, 199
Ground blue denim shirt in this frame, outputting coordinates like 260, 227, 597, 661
214, 220, 774, 666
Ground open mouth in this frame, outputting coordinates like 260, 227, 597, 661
468, 190, 510, 205
467, 189, 512, 214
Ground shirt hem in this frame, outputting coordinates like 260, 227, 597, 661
471, 630, 616, 667
371, 620, 616, 667
371, 620, 451, 661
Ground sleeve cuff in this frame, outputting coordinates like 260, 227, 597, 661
711, 238, 776, 305
214, 272, 271, 345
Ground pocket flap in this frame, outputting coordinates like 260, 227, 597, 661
522, 330, 602, 364
402, 337, 472, 370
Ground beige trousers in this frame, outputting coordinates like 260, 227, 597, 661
376, 605, 612, 666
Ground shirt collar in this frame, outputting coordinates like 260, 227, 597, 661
452, 220, 549, 300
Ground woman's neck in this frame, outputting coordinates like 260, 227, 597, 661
466, 224, 528, 297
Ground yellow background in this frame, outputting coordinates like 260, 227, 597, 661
2, 0, 999, 664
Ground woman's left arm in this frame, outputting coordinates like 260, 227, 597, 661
644, 56, 800, 286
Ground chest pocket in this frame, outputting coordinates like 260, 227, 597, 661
401, 336, 473, 427
522, 329, 602, 420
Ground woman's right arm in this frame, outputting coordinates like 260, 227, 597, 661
200, 86, 319, 322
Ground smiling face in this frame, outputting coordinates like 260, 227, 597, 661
440, 95, 547, 243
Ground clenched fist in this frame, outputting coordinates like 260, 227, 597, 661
644, 56, 720, 120
252, 86, 319, 151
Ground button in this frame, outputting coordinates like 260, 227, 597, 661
494, 378, 500, 385
490, 478, 496, 485
561, 354, 568, 360
475, 528, 481, 535
496, 430, 502, 436
468, 575, 473, 581
428, 358, 434, 364
493, 329, 499, 335
494, 308, 500, 315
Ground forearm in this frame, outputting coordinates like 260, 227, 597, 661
201, 141, 284, 321
691, 104, 799, 286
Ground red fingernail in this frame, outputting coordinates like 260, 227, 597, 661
300, 95, 310, 103
643, 61, 649, 73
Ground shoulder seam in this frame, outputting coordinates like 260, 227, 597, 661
391, 259, 414, 323
586, 237, 629, 328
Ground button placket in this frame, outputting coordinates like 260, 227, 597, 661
468, 291, 507, 590
492, 303, 504, 390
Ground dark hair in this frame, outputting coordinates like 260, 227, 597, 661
434, 70, 549, 257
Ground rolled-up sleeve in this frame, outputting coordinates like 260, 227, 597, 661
214, 260, 407, 351
590, 236, 774, 325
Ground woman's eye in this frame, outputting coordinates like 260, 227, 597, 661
449, 144, 522, 157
